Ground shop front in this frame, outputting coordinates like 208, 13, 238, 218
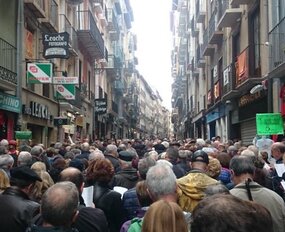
206, 105, 226, 141
238, 90, 267, 145
22, 100, 57, 146
0, 92, 21, 140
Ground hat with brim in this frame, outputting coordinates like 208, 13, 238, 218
10, 166, 42, 182
191, 150, 209, 164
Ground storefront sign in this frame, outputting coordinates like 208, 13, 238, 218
256, 113, 284, 135
43, 32, 69, 59
0, 92, 20, 113
238, 91, 264, 107
94, 98, 107, 115
22, 101, 50, 120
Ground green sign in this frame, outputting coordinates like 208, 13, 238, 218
15, 131, 32, 140
0, 92, 20, 113
27, 63, 52, 84
55, 84, 75, 100
256, 113, 284, 135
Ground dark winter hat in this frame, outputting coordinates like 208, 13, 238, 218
69, 158, 84, 172
191, 150, 209, 164
10, 166, 42, 182
119, 151, 135, 162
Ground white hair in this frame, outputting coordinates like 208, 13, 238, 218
89, 150, 104, 160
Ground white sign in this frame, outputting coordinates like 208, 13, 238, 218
82, 186, 94, 207
53, 77, 79, 84
213, 65, 218, 78
223, 68, 229, 86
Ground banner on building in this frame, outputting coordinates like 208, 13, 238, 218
56, 84, 75, 100
94, 98, 107, 115
256, 113, 284, 135
27, 63, 53, 84
43, 32, 69, 59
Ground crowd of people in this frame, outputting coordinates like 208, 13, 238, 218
0, 136, 284, 232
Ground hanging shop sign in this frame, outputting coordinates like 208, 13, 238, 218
0, 92, 20, 113
27, 63, 53, 84
56, 84, 75, 100
94, 98, 107, 115
54, 117, 70, 126
256, 113, 284, 135
53, 76, 79, 84
43, 32, 69, 59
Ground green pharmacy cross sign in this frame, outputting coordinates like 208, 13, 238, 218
27, 63, 52, 84
55, 84, 75, 100
256, 113, 284, 135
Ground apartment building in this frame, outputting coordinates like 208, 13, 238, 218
171, 0, 280, 144
0, 0, 169, 144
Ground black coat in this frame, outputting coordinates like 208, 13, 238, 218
112, 168, 138, 189
93, 183, 125, 232
0, 186, 40, 232
105, 154, 121, 173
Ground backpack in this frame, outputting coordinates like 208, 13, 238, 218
127, 217, 143, 232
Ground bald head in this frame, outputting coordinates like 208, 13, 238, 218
59, 167, 84, 193
41, 181, 78, 227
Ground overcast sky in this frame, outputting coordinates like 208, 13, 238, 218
131, 0, 173, 110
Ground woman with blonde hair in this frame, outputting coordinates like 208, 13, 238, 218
142, 200, 188, 232
0, 168, 10, 193
30, 161, 54, 202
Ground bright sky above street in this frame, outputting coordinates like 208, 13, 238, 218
131, 0, 173, 110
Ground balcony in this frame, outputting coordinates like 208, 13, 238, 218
60, 14, 78, 56
208, 13, 223, 45
93, 0, 103, 14
217, 0, 242, 29
196, 44, 205, 68
113, 43, 124, 67
24, 0, 45, 18
234, 44, 262, 90
0, 38, 17, 90
221, 63, 239, 101
99, 14, 108, 27
202, 28, 215, 56
191, 57, 199, 77
105, 54, 121, 78
124, 13, 132, 30
178, 51, 186, 65
40, 0, 58, 33
191, 17, 199, 37
178, 13, 187, 37
107, 8, 120, 41
196, 0, 206, 23
114, 0, 122, 15
77, 10, 105, 60
231, 0, 251, 7
113, 79, 124, 95
111, 100, 118, 114
269, 17, 285, 74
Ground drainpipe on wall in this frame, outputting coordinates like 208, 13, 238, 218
16, 0, 24, 131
